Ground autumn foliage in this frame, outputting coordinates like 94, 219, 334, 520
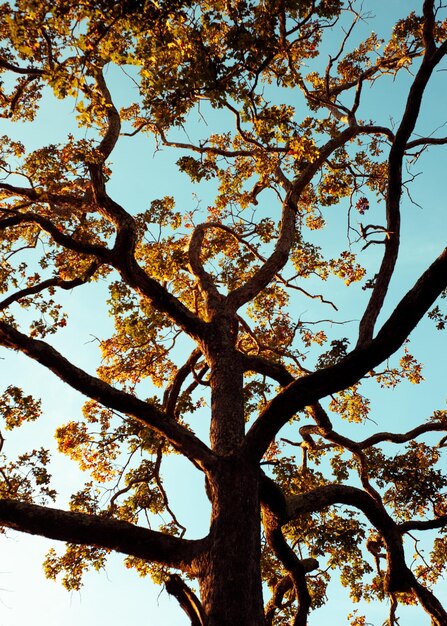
1, 1, 447, 625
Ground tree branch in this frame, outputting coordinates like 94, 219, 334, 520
165, 574, 206, 626
0, 499, 206, 572
0, 182, 87, 207
357, 10, 447, 346
284, 484, 412, 593
265, 575, 293, 626
244, 246, 447, 460
131, 121, 254, 157
0, 262, 100, 311
163, 348, 203, 417
262, 501, 317, 626
0, 321, 216, 470
406, 136, 447, 149
0, 210, 207, 338
399, 515, 447, 533
81, 71, 208, 339
0, 212, 111, 259
358, 420, 447, 449
0, 57, 44, 76
225, 121, 386, 312
188, 223, 224, 314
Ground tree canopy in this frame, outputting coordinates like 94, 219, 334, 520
1, 1, 447, 624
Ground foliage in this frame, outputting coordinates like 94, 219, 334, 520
0, 1, 447, 625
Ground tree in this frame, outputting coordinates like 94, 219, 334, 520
1, 0, 447, 624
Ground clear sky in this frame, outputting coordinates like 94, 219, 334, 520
1, 1, 447, 625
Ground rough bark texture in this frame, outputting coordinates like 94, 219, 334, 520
0, 499, 203, 570
196, 458, 265, 626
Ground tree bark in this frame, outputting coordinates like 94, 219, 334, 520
196, 457, 265, 626
196, 317, 266, 625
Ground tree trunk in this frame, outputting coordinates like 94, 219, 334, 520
197, 458, 265, 626
196, 322, 265, 625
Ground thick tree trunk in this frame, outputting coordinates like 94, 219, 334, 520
196, 321, 265, 625
197, 458, 265, 626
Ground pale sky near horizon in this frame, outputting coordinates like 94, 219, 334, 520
1, 1, 447, 625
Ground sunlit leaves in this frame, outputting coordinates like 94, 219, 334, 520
365, 443, 447, 520
373, 347, 424, 388
428, 302, 447, 331
0, 447, 56, 503
0, 385, 41, 429
56, 418, 119, 483
329, 384, 370, 424
0, 1, 446, 623
44, 544, 109, 591
100, 293, 177, 389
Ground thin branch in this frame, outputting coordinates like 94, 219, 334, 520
358, 420, 447, 449
154, 447, 187, 537
163, 348, 202, 417
126, 121, 254, 158
0, 262, 100, 311
165, 574, 206, 626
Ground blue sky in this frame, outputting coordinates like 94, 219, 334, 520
1, 1, 447, 625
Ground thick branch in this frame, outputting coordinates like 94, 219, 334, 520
188, 223, 224, 314
413, 577, 447, 626
0, 499, 205, 571
225, 196, 296, 311
0, 321, 215, 470
0, 211, 206, 338
244, 246, 447, 460
399, 515, 447, 533
83, 73, 207, 339
357, 13, 447, 346
262, 501, 316, 626
0, 58, 44, 76
86, 67, 138, 258
116, 259, 208, 340
406, 136, 447, 149
284, 484, 412, 593
243, 355, 447, 456
94, 67, 121, 161
0, 212, 111, 259
265, 575, 293, 626
0, 182, 87, 207
226, 125, 358, 312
